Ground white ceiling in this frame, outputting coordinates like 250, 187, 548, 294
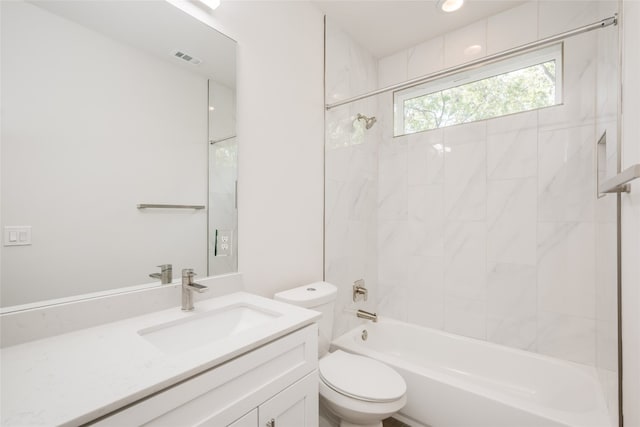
313, 0, 527, 58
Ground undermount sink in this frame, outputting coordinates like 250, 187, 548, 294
138, 303, 280, 354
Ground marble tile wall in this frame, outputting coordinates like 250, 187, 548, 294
325, 6, 620, 411
325, 19, 380, 336
209, 138, 238, 276
374, 0, 614, 368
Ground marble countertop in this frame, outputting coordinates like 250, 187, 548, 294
0, 292, 320, 426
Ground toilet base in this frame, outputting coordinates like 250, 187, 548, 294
319, 387, 405, 427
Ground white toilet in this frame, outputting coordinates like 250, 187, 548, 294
274, 282, 407, 427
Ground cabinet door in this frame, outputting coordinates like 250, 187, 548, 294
228, 409, 257, 427
258, 371, 318, 427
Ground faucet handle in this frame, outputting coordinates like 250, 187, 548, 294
181, 269, 197, 285
353, 279, 368, 302
157, 264, 172, 271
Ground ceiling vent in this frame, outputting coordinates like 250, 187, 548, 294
171, 50, 202, 65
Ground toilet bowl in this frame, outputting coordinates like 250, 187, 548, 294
274, 282, 407, 427
319, 350, 406, 427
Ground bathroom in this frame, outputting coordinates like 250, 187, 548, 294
1, 0, 639, 426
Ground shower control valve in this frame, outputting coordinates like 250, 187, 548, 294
353, 279, 368, 302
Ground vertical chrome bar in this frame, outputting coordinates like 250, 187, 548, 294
615, 4, 624, 426
137, 204, 205, 209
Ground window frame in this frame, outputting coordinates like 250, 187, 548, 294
393, 43, 564, 136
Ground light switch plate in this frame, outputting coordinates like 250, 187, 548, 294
4, 226, 32, 246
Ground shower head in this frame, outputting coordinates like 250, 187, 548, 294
356, 113, 377, 130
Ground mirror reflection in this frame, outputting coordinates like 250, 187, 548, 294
0, 0, 237, 309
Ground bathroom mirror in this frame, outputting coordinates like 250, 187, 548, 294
0, 0, 237, 309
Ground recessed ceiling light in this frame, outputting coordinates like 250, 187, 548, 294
199, 0, 220, 10
436, 0, 464, 13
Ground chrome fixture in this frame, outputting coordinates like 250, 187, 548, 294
210, 135, 236, 145
361, 329, 368, 341
356, 309, 378, 323
353, 279, 368, 302
149, 264, 172, 284
356, 113, 377, 130
137, 204, 205, 210
596, 131, 640, 196
181, 268, 208, 311
600, 164, 640, 195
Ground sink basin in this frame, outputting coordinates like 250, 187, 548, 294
138, 303, 280, 354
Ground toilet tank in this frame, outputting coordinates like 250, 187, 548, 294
274, 282, 337, 356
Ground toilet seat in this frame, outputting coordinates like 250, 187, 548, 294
319, 350, 406, 403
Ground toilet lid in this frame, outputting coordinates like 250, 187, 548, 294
319, 350, 406, 403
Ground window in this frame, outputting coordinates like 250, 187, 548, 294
394, 44, 563, 136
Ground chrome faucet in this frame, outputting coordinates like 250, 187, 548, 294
181, 269, 208, 311
356, 309, 378, 323
149, 264, 172, 284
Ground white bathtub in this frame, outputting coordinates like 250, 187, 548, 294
331, 318, 611, 427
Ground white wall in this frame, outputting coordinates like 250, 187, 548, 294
169, 1, 325, 298
2, 0, 325, 306
0, 0, 324, 346
621, 1, 640, 425
1, 1, 208, 306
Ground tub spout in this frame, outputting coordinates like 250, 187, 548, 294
356, 309, 378, 323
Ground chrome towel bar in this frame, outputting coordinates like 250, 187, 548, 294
137, 204, 205, 210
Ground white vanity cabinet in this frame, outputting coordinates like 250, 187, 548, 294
227, 409, 257, 427
256, 371, 317, 427
229, 372, 317, 427
92, 325, 318, 427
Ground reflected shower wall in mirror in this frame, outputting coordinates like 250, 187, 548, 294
208, 81, 238, 275
0, 0, 237, 308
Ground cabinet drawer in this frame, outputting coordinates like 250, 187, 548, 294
258, 371, 318, 427
92, 324, 317, 427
